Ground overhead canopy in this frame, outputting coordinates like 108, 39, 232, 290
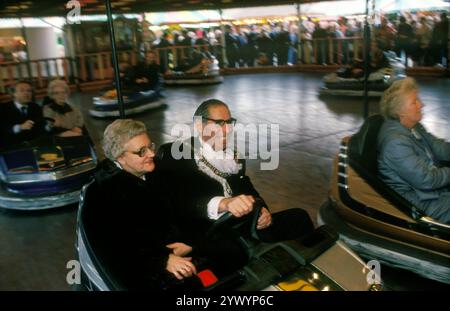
0, 0, 331, 18
145, 1, 366, 25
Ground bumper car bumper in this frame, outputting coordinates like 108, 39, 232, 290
0, 184, 82, 210
164, 72, 224, 85
90, 90, 165, 118
318, 199, 450, 284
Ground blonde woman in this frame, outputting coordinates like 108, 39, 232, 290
43, 79, 84, 137
378, 77, 450, 223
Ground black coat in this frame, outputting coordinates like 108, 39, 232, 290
156, 138, 265, 239
83, 159, 190, 289
0, 101, 47, 149
134, 62, 160, 89
156, 138, 315, 244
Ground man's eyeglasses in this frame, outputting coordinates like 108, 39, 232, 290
127, 142, 156, 157
203, 117, 237, 126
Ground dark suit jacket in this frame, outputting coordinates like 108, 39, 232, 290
156, 137, 266, 241
0, 100, 47, 149
83, 159, 191, 290
134, 62, 160, 89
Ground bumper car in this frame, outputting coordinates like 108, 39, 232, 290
89, 84, 165, 118
318, 115, 450, 284
319, 52, 406, 97
164, 55, 223, 86
0, 135, 97, 210
76, 182, 380, 291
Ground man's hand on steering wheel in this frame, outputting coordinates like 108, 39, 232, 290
219, 195, 255, 217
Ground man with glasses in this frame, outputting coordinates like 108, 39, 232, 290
157, 98, 314, 245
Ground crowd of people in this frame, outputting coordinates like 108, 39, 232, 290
145, 11, 448, 68
374, 12, 448, 67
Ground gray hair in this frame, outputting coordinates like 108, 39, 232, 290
380, 77, 419, 119
47, 79, 70, 97
102, 119, 147, 161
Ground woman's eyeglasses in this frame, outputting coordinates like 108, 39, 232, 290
203, 117, 237, 126
127, 142, 156, 157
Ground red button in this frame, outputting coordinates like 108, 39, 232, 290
197, 269, 218, 287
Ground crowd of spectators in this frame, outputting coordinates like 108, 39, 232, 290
144, 11, 448, 69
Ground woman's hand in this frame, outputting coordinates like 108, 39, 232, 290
72, 127, 83, 134
52, 118, 61, 128
166, 242, 192, 257
166, 254, 197, 280
58, 130, 82, 137
256, 207, 272, 230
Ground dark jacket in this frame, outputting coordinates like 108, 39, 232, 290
156, 137, 315, 243
83, 159, 189, 289
134, 62, 161, 89
0, 101, 47, 149
156, 138, 264, 240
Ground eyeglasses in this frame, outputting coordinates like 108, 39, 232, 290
203, 117, 237, 126
127, 142, 156, 157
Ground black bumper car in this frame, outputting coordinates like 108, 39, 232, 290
0, 135, 97, 210
89, 84, 165, 118
76, 182, 380, 291
164, 55, 223, 86
319, 52, 406, 97
318, 115, 450, 284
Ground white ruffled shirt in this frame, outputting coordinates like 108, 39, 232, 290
195, 138, 242, 220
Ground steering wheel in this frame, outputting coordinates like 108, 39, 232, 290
206, 197, 264, 240
44, 117, 55, 128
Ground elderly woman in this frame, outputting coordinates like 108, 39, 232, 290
43, 79, 84, 137
378, 77, 450, 224
84, 119, 247, 289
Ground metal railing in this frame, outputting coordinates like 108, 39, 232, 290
0, 36, 447, 101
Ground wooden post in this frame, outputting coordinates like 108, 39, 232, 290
63, 58, 69, 82
328, 38, 333, 64
0, 66, 5, 93
36, 61, 43, 88
79, 55, 87, 81
97, 54, 104, 80
313, 40, 318, 64
296, 2, 302, 64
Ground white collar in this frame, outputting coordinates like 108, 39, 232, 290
197, 137, 241, 175
199, 137, 235, 160
14, 101, 27, 111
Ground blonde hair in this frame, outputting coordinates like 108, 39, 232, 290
47, 79, 70, 97
380, 77, 419, 119
102, 119, 147, 161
